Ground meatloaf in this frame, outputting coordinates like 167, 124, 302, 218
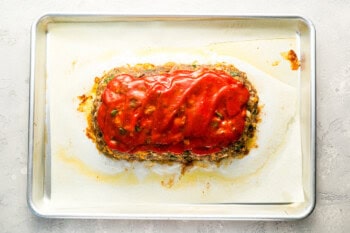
88, 62, 259, 164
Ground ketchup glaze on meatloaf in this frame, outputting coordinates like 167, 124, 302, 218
90, 63, 259, 164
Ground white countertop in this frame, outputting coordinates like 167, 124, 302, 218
0, 0, 349, 232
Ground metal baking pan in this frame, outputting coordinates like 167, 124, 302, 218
28, 14, 316, 220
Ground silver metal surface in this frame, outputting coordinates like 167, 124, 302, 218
28, 14, 316, 220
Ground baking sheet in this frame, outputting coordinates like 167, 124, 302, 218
28, 15, 315, 219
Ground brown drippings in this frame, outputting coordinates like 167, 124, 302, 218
85, 126, 95, 141
281, 50, 300, 70
206, 181, 211, 190
77, 94, 92, 112
94, 77, 101, 84
271, 60, 280, 66
161, 176, 175, 188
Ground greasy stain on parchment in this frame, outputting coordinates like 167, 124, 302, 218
56, 145, 270, 192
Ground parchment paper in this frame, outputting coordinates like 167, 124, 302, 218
46, 21, 304, 207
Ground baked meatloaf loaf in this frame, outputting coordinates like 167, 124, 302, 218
88, 62, 259, 164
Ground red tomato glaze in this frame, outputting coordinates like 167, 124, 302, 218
97, 68, 250, 155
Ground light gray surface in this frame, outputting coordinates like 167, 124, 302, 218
0, 0, 349, 232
